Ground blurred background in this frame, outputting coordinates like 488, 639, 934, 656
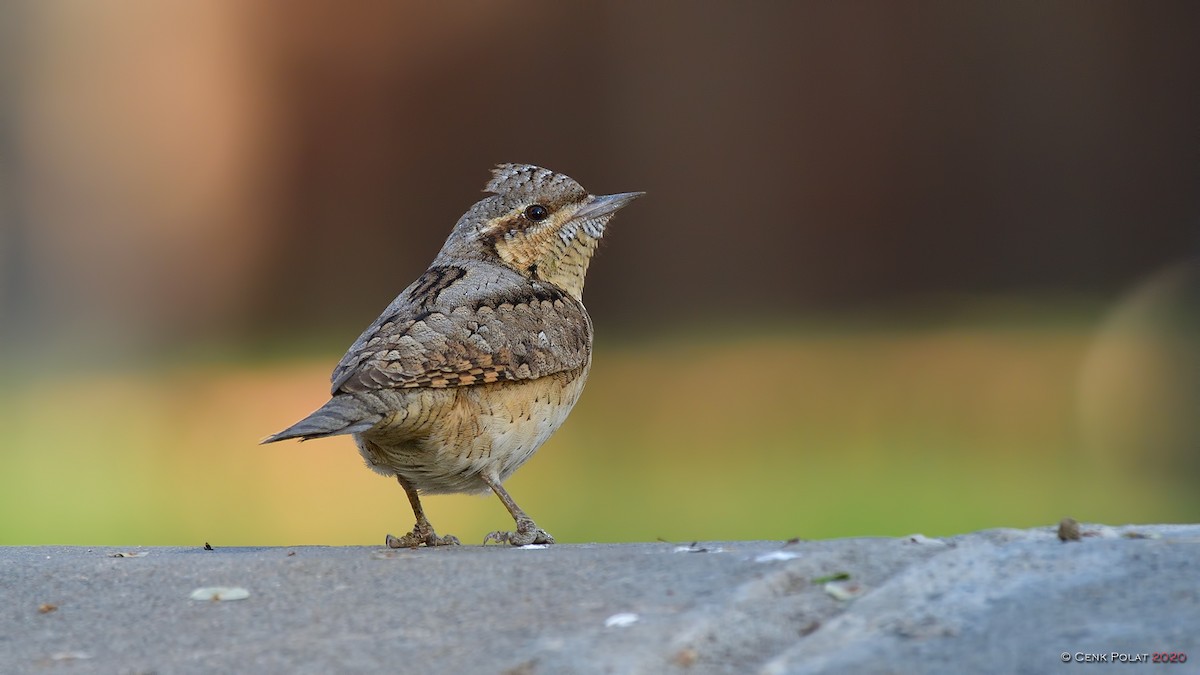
1, 1, 1197, 545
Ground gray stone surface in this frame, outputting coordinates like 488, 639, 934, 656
2, 524, 1197, 675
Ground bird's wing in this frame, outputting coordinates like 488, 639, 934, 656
329, 266, 592, 395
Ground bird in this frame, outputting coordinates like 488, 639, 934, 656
263, 164, 642, 547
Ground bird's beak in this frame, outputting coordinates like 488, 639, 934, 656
571, 191, 645, 221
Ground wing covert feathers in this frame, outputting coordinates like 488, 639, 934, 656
329, 269, 591, 396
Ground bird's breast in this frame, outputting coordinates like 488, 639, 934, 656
355, 363, 591, 494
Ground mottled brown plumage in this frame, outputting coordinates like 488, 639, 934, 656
264, 164, 641, 546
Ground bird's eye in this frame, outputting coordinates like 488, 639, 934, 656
524, 204, 549, 221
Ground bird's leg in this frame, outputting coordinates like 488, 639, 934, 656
385, 476, 460, 548
481, 473, 555, 546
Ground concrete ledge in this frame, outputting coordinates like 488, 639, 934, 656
3, 524, 1198, 674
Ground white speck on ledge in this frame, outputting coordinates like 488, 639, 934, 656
604, 612, 639, 628
519, 544, 548, 550
755, 551, 800, 563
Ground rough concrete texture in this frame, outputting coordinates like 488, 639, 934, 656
2, 524, 1197, 675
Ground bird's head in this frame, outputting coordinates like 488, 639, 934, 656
439, 164, 642, 301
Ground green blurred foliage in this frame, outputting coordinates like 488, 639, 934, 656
2, 307, 1195, 546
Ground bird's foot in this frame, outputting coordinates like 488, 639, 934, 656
385, 524, 460, 548
483, 518, 555, 546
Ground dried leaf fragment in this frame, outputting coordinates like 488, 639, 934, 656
824, 580, 865, 601
812, 572, 850, 584
672, 648, 698, 667
189, 586, 250, 602
1058, 517, 1081, 542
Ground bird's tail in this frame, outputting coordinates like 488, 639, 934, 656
261, 395, 381, 443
